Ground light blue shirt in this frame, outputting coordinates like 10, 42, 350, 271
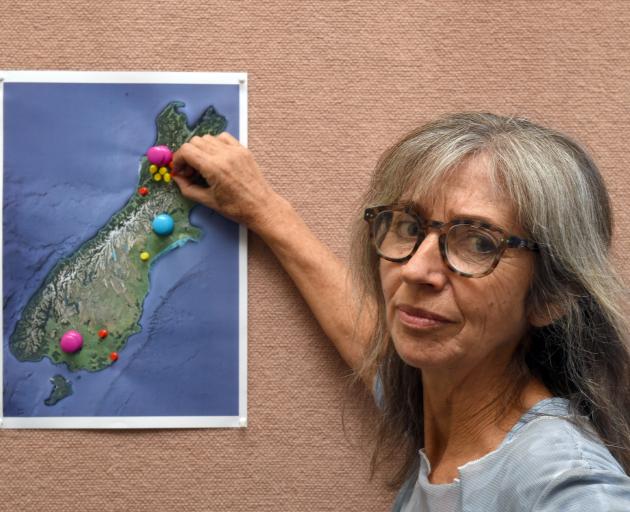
390, 397, 630, 511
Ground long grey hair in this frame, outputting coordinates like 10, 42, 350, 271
351, 112, 630, 486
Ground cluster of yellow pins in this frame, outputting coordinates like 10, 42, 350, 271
149, 163, 173, 183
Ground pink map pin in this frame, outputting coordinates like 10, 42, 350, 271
146, 145, 173, 166
60, 330, 83, 353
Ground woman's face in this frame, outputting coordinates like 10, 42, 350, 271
379, 155, 538, 375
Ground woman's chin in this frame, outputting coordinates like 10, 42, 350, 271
393, 336, 457, 370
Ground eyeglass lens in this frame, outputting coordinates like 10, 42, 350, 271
372, 210, 501, 275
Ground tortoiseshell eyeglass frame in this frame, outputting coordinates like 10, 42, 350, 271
364, 204, 539, 278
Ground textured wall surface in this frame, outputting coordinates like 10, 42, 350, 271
1, 1, 629, 510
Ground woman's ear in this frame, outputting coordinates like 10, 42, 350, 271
528, 302, 566, 328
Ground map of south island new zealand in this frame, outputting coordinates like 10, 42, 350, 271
9, 102, 226, 406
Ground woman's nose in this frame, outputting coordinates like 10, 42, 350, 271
400, 232, 449, 289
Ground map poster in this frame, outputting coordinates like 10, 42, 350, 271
1, 71, 247, 429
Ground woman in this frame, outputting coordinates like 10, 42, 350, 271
172, 113, 630, 510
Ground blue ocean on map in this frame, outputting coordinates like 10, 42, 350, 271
3, 82, 241, 417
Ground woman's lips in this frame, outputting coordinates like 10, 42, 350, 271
397, 305, 453, 329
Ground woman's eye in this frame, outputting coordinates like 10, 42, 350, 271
394, 220, 420, 238
469, 234, 497, 253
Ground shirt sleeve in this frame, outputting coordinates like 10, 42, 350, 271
373, 372, 384, 410
532, 467, 630, 511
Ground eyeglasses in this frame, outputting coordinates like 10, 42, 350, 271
364, 204, 539, 278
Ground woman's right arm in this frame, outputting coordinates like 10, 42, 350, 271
171, 133, 375, 376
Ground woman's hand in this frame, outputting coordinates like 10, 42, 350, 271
173, 132, 374, 377
172, 132, 285, 235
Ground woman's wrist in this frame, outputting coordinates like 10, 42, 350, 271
249, 194, 296, 241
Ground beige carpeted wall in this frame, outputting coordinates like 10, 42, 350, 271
1, 1, 629, 511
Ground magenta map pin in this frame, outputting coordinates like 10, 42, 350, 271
60, 330, 84, 353
146, 145, 173, 166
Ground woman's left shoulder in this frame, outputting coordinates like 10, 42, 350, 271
459, 407, 630, 511
507, 410, 624, 472
506, 413, 630, 510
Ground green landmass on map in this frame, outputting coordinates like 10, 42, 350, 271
9, 102, 227, 373
44, 375, 73, 405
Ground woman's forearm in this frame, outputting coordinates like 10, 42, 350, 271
172, 134, 375, 373
255, 196, 374, 372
